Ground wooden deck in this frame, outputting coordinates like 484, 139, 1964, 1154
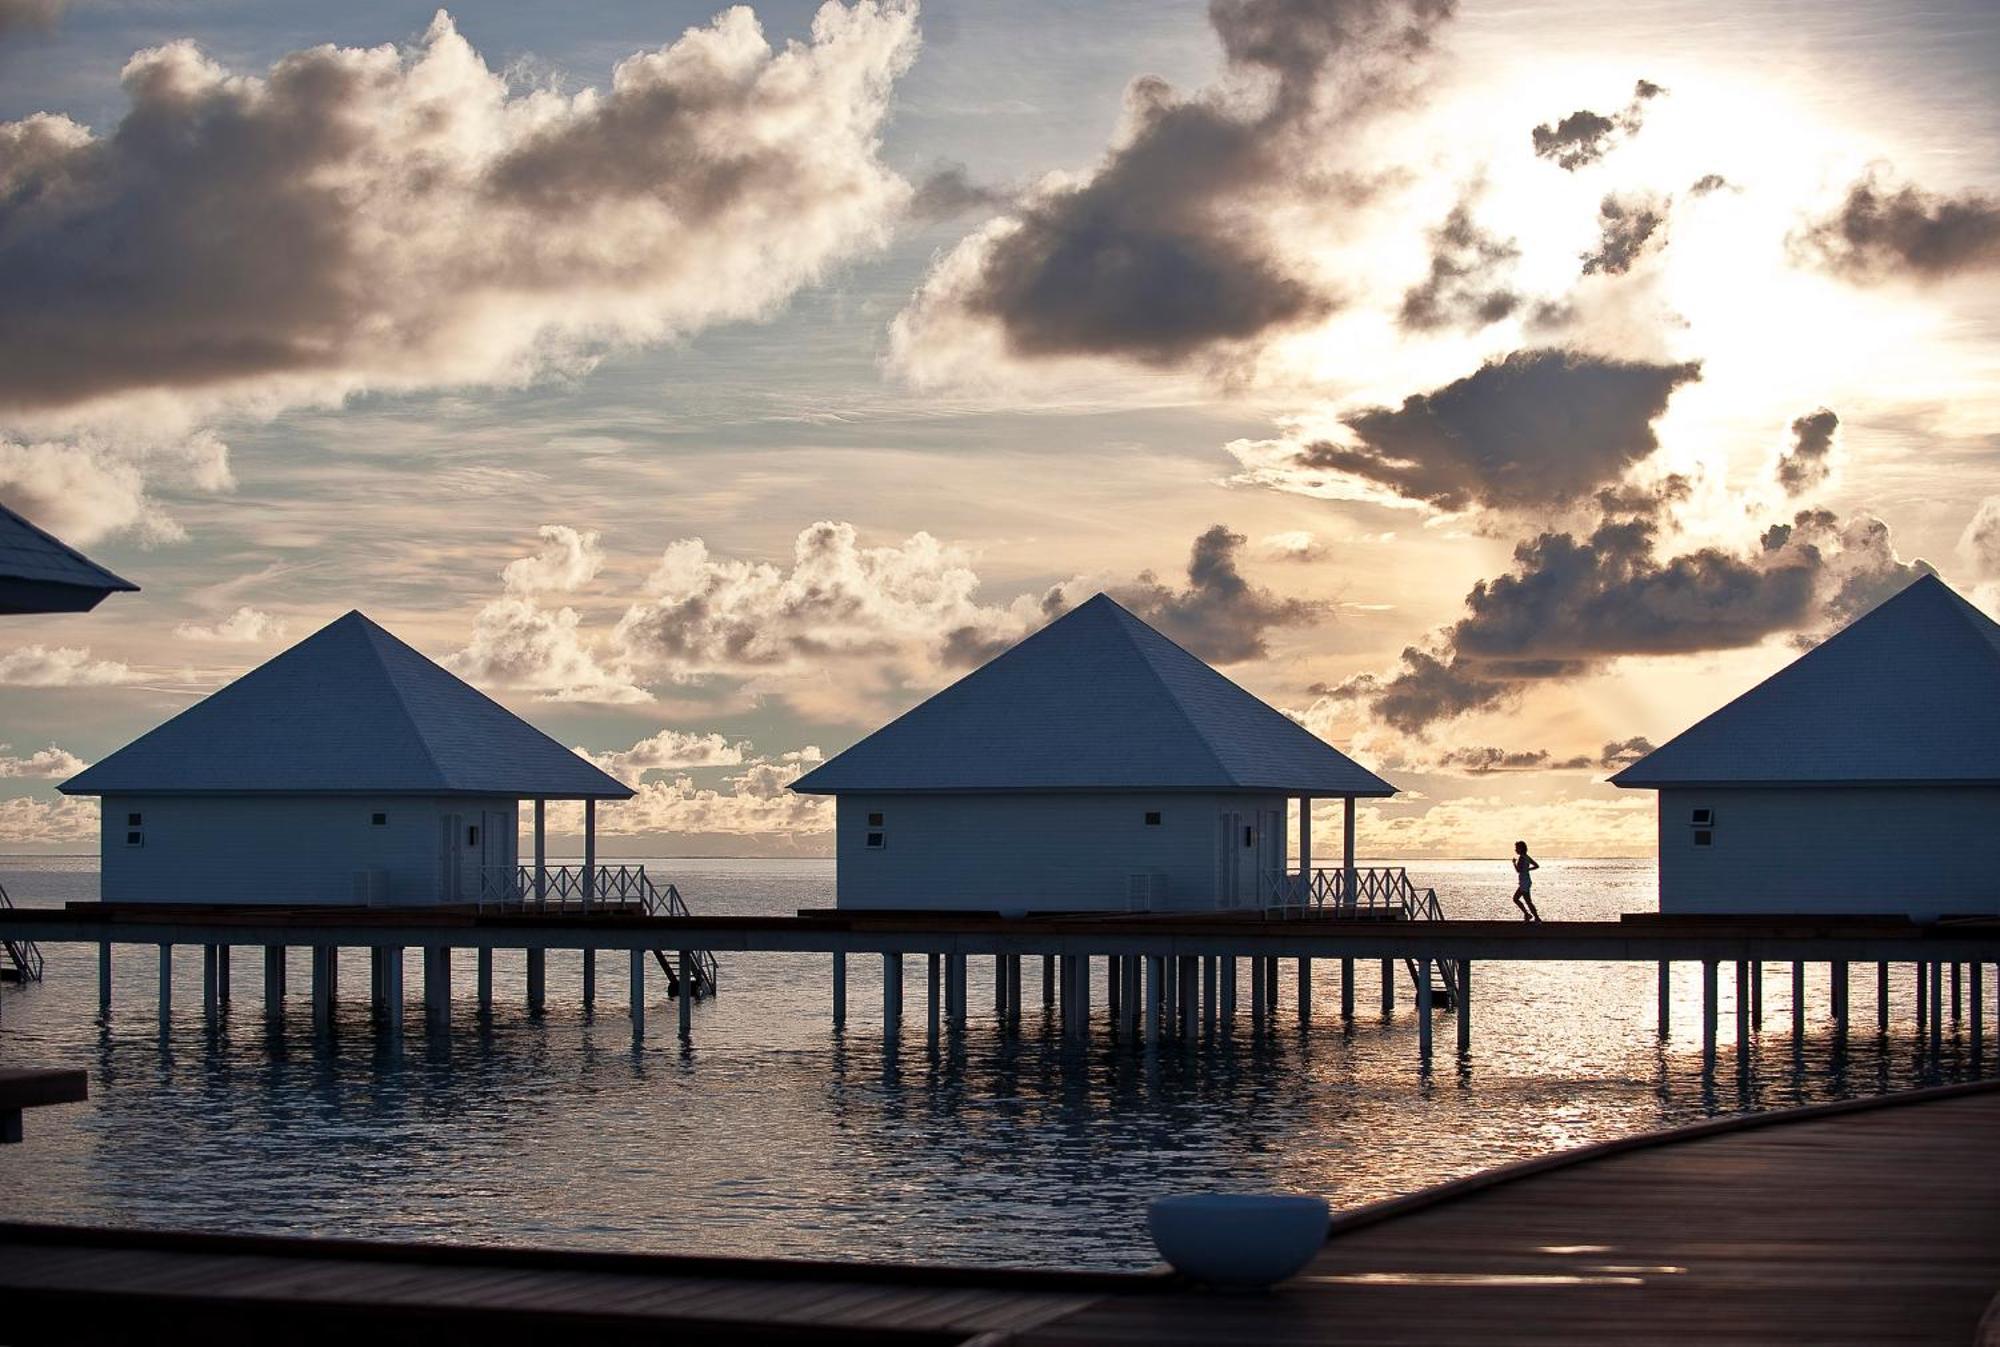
0, 1065, 86, 1143
1022, 1080, 2000, 1346
3, 1082, 1995, 1342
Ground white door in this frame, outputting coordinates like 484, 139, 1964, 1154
439, 814, 462, 903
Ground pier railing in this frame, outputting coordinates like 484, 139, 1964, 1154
0, 880, 42, 982
1257, 865, 1419, 916
474, 865, 717, 998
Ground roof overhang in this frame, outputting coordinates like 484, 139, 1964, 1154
788, 784, 1399, 798
58, 786, 636, 800
1611, 777, 2000, 791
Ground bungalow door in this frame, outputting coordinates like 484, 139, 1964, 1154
1216, 811, 1263, 908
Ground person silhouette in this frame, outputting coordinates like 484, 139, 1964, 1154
1510, 840, 1541, 922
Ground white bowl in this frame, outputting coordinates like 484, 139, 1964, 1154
1147, 1193, 1330, 1288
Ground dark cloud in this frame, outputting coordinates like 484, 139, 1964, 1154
1598, 736, 1655, 766
1291, 348, 1701, 512
0, 0, 62, 35
899, 0, 1455, 368
1689, 173, 1731, 197
1530, 79, 1665, 171
1436, 746, 1589, 774
1776, 408, 1837, 495
1343, 508, 1932, 732
0, 6, 919, 416
1796, 172, 2000, 281
1111, 524, 1326, 664
1398, 198, 1521, 331
908, 164, 1009, 221
1581, 192, 1668, 276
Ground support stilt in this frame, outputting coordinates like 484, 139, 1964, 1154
382, 947, 403, 1041
1878, 962, 1890, 1033
1701, 959, 1718, 1073
1792, 961, 1806, 1040
1833, 960, 1849, 1037
1657, 960, 1670, 1038
262, 946, 283, 1019
582, 949, 596, 1010
1042, 955, 1055, 1010
477, 949, 492, 1016
1456, 960, 1471, 1055
526, 949, 546, 1013
832, 952, 846, 1030
928, 953, 941, 1046
1297, 957, 1312, 1025
629, 948, 645, 1043
1340, 957, 1353, 1021
1930, 960, 1944, 1058
1380, 958, 1394, 1015
678, 952, 693, 1041
1417, 956, 1433, 1064
883, 954, 903, 1039
1144, 956, 1162, 1047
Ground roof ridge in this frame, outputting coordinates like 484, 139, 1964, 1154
350, 615, 453, 791
1100, 598, 1246, 787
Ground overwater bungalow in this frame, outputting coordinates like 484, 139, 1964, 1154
1613, 574, 2000, 920
790, 593, 1397, 914
0, 500, 137, 614
60, 611, 633, 908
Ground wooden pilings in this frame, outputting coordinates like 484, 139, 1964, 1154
1340, 957, 1353, 1021
1456, 960, 1471, 1055
678, 952, 693, 1040
629, 947, 645, 1042
1832, 961, 1849, 1037
1416, 956, 1433, 1064
424, 946, 450, 1027
1930, 961, 1944, 1058
264, 945, 285, 1019
882, 953, 902, 1038
381, 948, 403, 1039
1701, 959, 1718, 1072
1297, 957, 1312, 1025
526, 949, 545, 1013
832, 952, 846, 1029
1792, 962, 1806, 1041
477, 949, 493, 1016
581, 949, 595, 1010
1380, 958, 1394, 1014
1657, 960, 1670, 1038
927, 953, 941, 1045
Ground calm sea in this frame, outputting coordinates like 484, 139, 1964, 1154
0, 856, 1982, 1271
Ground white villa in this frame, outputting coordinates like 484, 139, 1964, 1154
60, 611, 632, 906
790, 593, 1397, 913
1613, 574, 2000, 920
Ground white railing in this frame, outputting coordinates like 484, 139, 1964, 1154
1257, 865, 1422, 916
472, 863, 716, 996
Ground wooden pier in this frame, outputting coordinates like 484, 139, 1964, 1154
2, 1080, 1993, 1343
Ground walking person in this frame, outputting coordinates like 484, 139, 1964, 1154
1510, 840, 1541, 922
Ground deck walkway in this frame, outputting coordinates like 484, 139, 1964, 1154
2, 1082, 1994, 1343
1023, 1080, 2000, 1346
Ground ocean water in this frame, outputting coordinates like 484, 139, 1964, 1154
0, 855, 1985, 1271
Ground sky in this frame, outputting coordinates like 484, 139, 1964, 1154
0, 0, 1995, 859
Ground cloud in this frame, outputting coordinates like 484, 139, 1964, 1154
1398, 197, 1521, 331
1598, 735, 1655, 767
1260, 530, 1330, 562
174, 605, 287, 643
1959, 496, 2000, 577
1278, 348, 1701, 512
0, 645, 139, 686
0, 0, 64, 38
890, 0, 1454, 377
0, 433, 232, 545
0, 3, 919, 423
1530, 78, 1664, 171
1094, 524, 1324, 664
1688, 173, 1731, 197
908, 163, 1009, 220
446, 525, 646, 703
583, 728, 749, 785
1430, 736, 1654, 775
0, 744, 86, 778
1776, 408, 1837, 495
615, 519, 1037, 683
1339, 508, 1932, 732
1580, 192, 1668, 276
583, 749, 832, 839
1795, 171, 2000, 281
0, 792, 95, 844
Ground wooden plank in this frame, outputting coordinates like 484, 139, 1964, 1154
0, 1066, 87, 1108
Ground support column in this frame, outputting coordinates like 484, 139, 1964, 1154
1297, 957, 1312, 1025
582, 949, 596, 1010
1917, 962, 1929, 1036
202, 944, 218, 1019
1221, 955, 1238, 1026
157, 944, 172, 1022
263, 946, 284, 1018
526, 949, 546, 1012
1175, 957, 1194, 1040
1144, 956, 1163, 1047
1953, 962, 1963, 1022
678, 952, 693, 1040
952, 953, 969, 1027
927, 953, 941, 1046
1701, 959, 1718, 1073
1203, 957, 1218, 1037
217, 946, 231, 1004
382, 947, 403, 1040
1417, 956, 1433, 1064
1042, 955, 1056, 1009
1340, 957, 1353, 1021
1380, 958, 1395, 1014
1250, 956, 1266, 1029
883, 953, 902, 1038
1657, 961, 1670, 1038
1078, 955, 1092, 1041
311, 946, 332, 1037
533, 798, 547, 905
1008, 955, 1023, 1031
1297, 794, 1313, 907
1792, 961, 1806, 1040
1930, 960, 1944, 1058
1877, 962, 1890, 1033
1119, 957, 1139, 1037
997, 955, 1009, 1016
1342, 795, 1357, 910
1456, 960, 1471, 1055
1266, 956, 1280, 1014
582, 799, 596, 911
1972, 962, 1984, 1064
1734, 960, 1749, 1053
477, 949, 493, 1015
629, 948, 645, 1042
425, 946, 450, 1027
1750, 960, 1762, 1028
1832, 961, 1849, 1037
832, 952, 847, 1030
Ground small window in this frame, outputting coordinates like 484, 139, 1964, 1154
1144, 811, 1162, 826
1243, 826, 1255, 848
126, 812, 142, 827
371, 812, 388, 826
1690, 808, 1714, 827
866, 831, 886, 849
466, 825, 480, 846
125, 830, 143, 847
867, 811, 884, 827
1693, 829, 1713, 848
